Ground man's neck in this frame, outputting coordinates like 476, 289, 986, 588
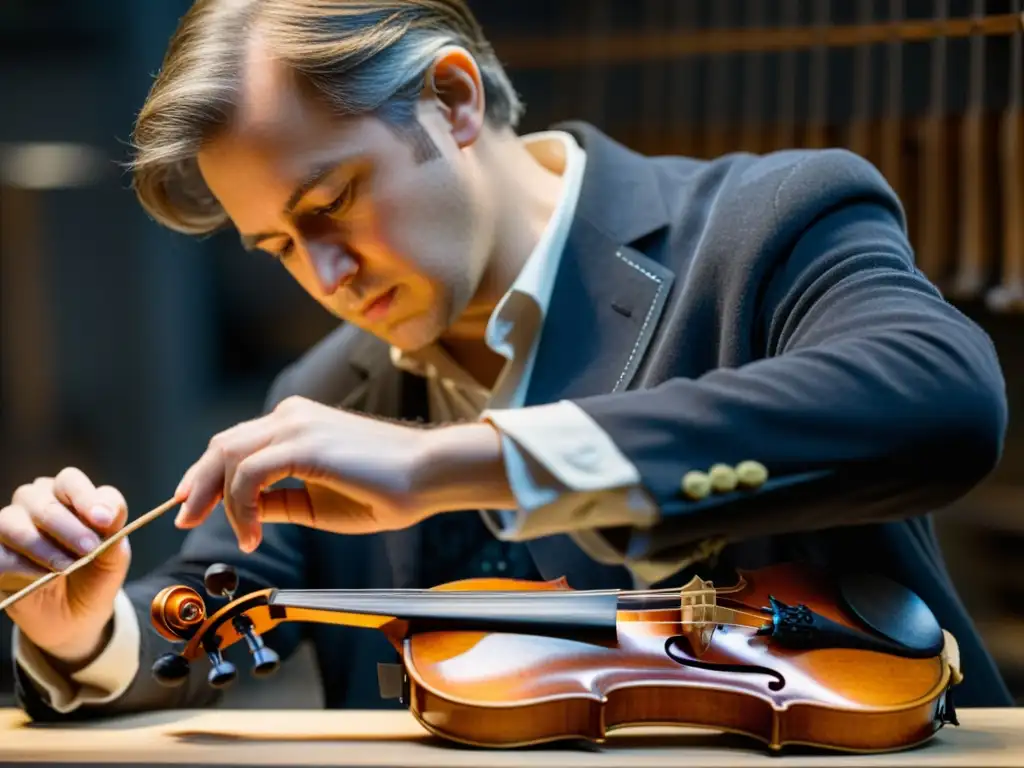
438, 336, 508, 390
439, 129, 567, 385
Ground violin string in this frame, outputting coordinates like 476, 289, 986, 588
624, 619, 765, 628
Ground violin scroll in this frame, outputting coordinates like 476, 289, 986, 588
149, 564, 281, 688
150, 585, 206, 642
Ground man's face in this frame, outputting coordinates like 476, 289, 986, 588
196, 64, 494, 351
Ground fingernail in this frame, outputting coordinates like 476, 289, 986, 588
78, 534, 101, 553
90, 506, 113, 527
174, 508, 187, 527
52, 555, 75, 570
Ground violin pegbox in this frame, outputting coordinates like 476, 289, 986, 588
149, 564, 281, 689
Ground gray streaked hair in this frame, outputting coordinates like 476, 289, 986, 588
130, 0, 524, 235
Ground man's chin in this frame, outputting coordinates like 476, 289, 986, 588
378, 315, 443, 353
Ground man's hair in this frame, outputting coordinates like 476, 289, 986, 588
129, 0, 524, 235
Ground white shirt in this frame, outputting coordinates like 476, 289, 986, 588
10, 131, 663, 713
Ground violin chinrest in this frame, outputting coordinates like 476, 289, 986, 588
838, 572, 945, 657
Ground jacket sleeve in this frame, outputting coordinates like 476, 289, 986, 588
568, 150, 1007, 566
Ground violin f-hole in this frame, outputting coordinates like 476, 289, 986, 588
663, 637, 787, 692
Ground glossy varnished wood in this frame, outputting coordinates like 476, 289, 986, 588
402, 566, 952, 752
150, 564, 956, 754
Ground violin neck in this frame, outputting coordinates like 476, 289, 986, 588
269, 589, 620, 643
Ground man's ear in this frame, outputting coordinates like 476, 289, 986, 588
423, 46, 485, 148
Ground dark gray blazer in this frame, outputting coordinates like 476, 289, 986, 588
15, 122, 1013, 720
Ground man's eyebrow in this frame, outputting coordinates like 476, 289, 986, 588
284, 163, 338, 214
239, 161, 351, 252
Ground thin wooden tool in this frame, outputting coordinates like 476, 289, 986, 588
0, 496, 181, 613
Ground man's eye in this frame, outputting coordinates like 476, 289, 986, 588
313, 185, 353, 217
268, 241, 294, 261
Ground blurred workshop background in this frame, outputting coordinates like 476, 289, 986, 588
1, 0, 1022, 708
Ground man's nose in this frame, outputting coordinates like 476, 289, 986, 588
306, 240, 359, 297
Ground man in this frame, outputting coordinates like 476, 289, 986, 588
0, 0, 1012, 721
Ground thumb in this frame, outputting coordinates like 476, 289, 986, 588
68, 537, 131, 613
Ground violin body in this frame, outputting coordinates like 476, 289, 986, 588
403, 566, 955, 751
149, 562, 960, 754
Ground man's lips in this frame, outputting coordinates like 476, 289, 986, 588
361, 286, 398, 321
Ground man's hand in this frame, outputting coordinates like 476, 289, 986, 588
0, 469, 131, 667
174, 396, 516, 551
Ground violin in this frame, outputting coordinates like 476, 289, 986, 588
148, 562, 961, 753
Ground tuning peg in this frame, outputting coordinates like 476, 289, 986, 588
152, 652, 191, 687
204, 563, 239, 600
205, 648, 238, 688
232, 615, 280, 678
249, 637, 281, 678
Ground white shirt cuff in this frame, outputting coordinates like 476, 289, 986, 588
481, 401, 658, 540
13, 589, 140, 713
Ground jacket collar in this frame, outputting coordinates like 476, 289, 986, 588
553, 120, 671, 245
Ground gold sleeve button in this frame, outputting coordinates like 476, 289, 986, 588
681, 471, 711, 500
709, 463, 738, 493
736, 460, 769, 488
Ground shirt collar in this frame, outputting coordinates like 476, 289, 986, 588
391, 131, 587, 386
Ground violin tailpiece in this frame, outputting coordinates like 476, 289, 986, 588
757, 596, 936, 659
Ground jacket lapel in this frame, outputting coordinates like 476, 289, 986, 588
521, 123, 676, 589
524, 121, 675, 405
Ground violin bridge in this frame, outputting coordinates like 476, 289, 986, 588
678, 575, 717, 656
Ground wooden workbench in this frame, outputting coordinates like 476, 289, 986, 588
0, 708, 1021, 767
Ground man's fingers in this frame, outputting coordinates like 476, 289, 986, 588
0, 543, 49, 578
0, 506, 76, 572
52, 467, 113, 531
0, 543, 50, 597
177, 420, 276, 531
260, 486, 379, 535
30, 502, 102, 559
7, 484, 96, 560
228, 444, 302, 552
93, 486, 129, 532
174, 461, 224, 530
258, 487, 315, 526
175, 462, 200, 500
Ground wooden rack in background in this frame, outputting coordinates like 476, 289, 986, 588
490, 0, 1024, 313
